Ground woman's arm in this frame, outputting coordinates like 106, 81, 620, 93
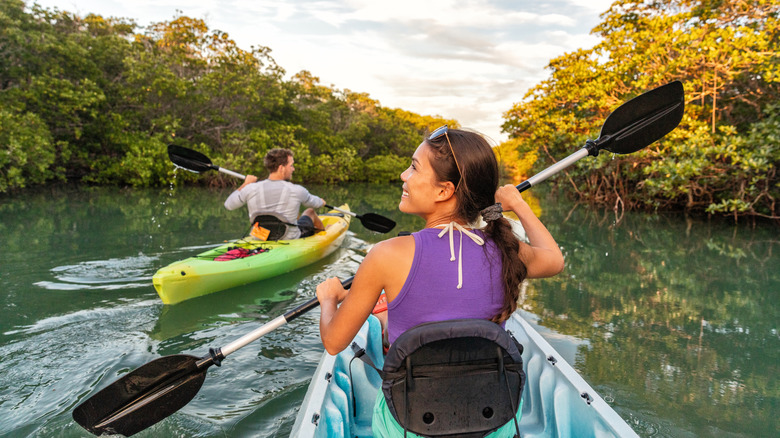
495, 184, 565, 279
317, 240, 397, 354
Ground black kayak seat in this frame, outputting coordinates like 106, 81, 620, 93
251, 214, 291, 241
354, 318, 525, 438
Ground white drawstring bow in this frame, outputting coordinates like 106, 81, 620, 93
436, 222, 485, 289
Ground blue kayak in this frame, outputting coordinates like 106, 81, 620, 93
291, 312, 638, 437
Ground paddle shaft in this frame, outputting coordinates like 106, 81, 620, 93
516, 147, 589, 193
325, 204, 357, 218
217, 166, 246, 180
72, 277, 354, 436
219, 276, 353, 357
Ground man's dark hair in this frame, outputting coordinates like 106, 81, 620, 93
264, 148, 293, 173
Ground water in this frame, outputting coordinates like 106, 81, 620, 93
0, 184, 777, 437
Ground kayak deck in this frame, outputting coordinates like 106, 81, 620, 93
153, 205, 351, 305
291, 312, 639, 438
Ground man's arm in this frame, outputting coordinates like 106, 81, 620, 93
298, 185, 325, 209
224, 175, 258, 210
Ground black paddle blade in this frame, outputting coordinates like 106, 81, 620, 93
168, 144, 216, 173
597, 81, 685, 154
73, 354, 210, 436
359, 212, 396, 233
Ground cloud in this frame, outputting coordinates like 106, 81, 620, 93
34, 0, 608, 141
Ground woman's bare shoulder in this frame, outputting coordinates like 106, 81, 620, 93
367, 234, 415, 260
359, 234, 416, 297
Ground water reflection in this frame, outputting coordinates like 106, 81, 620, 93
523, 191, 779, 437
0, 184, 776, 437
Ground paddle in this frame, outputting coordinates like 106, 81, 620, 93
72, 277, 353, 436
324, 204, 397, 235
167, 144, 246, 179
167, 144, 396, 233
515, 80, 684, 193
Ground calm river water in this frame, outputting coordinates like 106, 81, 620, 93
0, 183, 777, 437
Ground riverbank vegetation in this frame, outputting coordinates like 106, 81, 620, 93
504, 0, 779, 220
0, 0, 453, 193
1, 0, 778, 220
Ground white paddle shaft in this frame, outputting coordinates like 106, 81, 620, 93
218, 167, 246, 180
523, 147, 589, 188
327, 205, 358, 218
221, 315, 287, 357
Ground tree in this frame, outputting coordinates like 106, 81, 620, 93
0, 109, 55, 191
503, 0, 780, 220
0, 4, 454, 191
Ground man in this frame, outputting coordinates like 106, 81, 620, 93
224, 148, 325, 240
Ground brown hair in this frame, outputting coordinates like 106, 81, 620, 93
425, 128, 527, 323
264, 148, 293, 173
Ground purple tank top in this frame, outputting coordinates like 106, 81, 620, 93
387, 227, 505, 344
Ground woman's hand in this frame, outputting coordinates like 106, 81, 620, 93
495, 184, 565, 278
317, 276, 370, 354
316, 277, 349, 306
495, 184, 528, 213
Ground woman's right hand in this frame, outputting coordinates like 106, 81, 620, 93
316, 277, 349, 306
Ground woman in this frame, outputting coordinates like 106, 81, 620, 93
316, 126, 564, 436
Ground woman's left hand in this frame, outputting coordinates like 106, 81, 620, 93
495, 184, 528, 213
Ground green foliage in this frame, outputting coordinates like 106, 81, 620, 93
0, 3, 448, 193
0, 108, 55, 191
363, 154, 408, 183
637, 105, 779, 218
305, 148, 362, 184
502, 0, 780, 220
82, 133, 170, 186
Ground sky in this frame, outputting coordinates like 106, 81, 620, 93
35, 0, 614, 143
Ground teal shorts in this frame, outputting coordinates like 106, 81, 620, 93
371, 391, 523, 438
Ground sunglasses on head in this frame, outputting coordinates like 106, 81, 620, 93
429, 124, 449, 141
428, 125, 464, 192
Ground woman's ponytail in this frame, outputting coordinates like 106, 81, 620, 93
483, 215, 526, 323
426, 128, 528, 323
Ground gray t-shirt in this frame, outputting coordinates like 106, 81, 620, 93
224, 179, 324, 239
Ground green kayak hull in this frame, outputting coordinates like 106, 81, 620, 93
153, 205, 351, 304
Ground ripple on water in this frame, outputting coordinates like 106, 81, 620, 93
33, 253, 159, 291
0, 300, 161, 436
3, 299, 159, 336
2, 236, 369, 437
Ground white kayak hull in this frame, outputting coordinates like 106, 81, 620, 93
291, 312, 638, 437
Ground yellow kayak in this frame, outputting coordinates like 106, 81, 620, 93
153, 205, 351, 304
